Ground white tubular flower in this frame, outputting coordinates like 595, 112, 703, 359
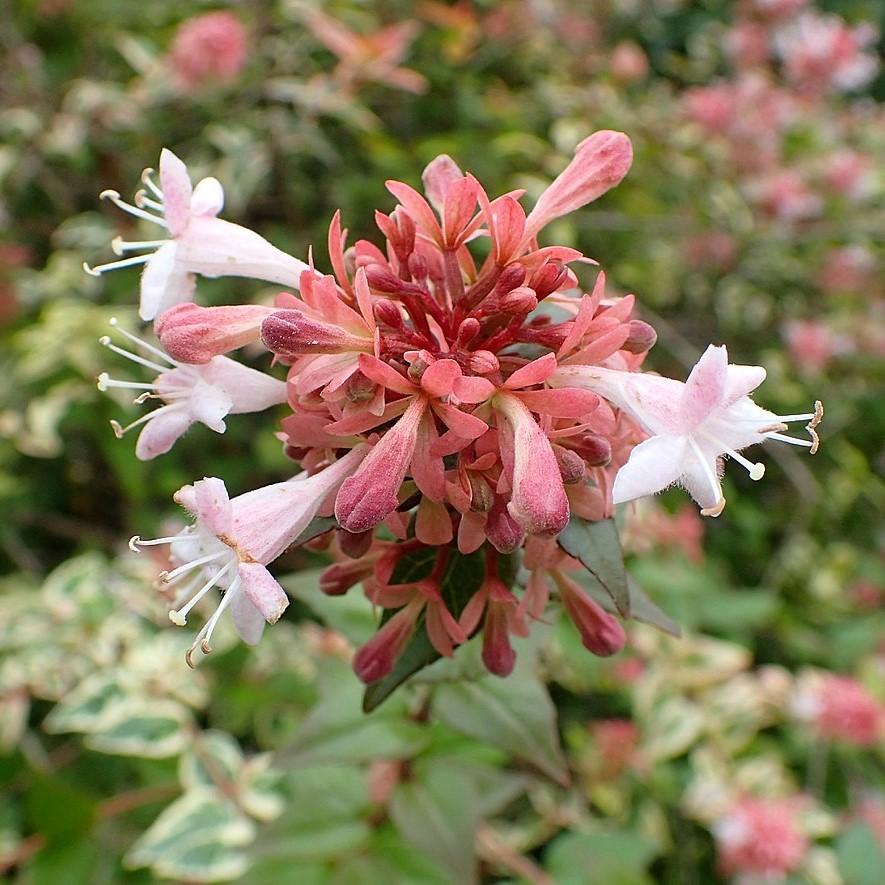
98, 319, 287, 460
84, 149, 312, 321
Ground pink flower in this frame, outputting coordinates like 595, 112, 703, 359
713, 796, 808, 879
98, 319, 287, 460
85, 149, 309, 321
776, 12, 879, 93
748, 169, 822, 222
551, 344, 823, 516
793, 673, 884, 745
783, 319, 842, 374
169, 12, 248, 90
609, 42, 648, 82
131, 446, 367, 664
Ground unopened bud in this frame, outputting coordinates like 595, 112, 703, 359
455, 317, 480, 348
469, 350, 499, 375
407, 252, 428, 282
531, 262, 568, 299
623, 320, 657, 354
552, 444, 586, 484
374, 298, 404, 329
467, 474, 495, 512
558, 574, 626, 657
344, 372, 376, 404
500, 286, 538, 314
493, 263, 527, 294
576, 434, 612, 467
320, 558, 373, 595
337, 528, 374, 559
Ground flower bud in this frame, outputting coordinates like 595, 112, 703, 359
374, 298, 405, 329
338, 527, 374, 559
623, 320, 657, 354
493, 263, 527, 295
320, 558, 373, 596
156, 302, 274, 363
353, 601, 421, 683
558, 574, 626, 657
469, 350, 499, 375
575, 434, 612, 467
486, 496, 525, 553
261, 309, 368, 356
530, 261, 568, 300
500, 286, 538, 314
552, 444, 586, 484
345, 371, 376, 404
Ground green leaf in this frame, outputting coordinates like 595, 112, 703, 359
432, 638, 569, 785
362, 548, 489, 712
390, 763, 480, 885
837, 822, 885, 885
557, 516, 630, 616
42, 672, 124, 735
294, 515, 338, 546
85, 698, 191, 758
25, 773, 97, 842
545, 829, 657, 885
627, 576, 681, 637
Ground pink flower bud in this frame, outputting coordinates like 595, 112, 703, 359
169, 12, 248, 91
155, 302, 275, 363
469, 350, 499, 375
482, 601, 517, 677
623, 320, 658, 354
552, 444, 586, 484
374, 298, 405, 329
353, 600, 422, 683
524, 130, 633, 238
574, 434, 612, 467
320, 558, 374, 596
261, 309, 369, 356
494, 263, 527, 295
557, 574, 626, 657
486, 496, 525, 553
500, 286, 538, 314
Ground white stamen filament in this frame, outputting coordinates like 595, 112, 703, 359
134, 190, 166, 213
129, 533, 188, 552
170, 560, 234, 626
107, 318, 179, 366
766, 432, 814, 448
112, 236, 169, 255
83, 254, 151, 276
97, 373, 156, 393
186, 578, 241, 667
100, 335, 168, 373
160, 550, 228, 583
99, 189, 166, 227
700, 430, 765, 481
141, 168, 163, 198
110, 404, 177, 438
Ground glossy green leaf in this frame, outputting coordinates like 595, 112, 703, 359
557, 516, 630, 616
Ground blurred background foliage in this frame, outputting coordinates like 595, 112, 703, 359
1, 0, 883, 882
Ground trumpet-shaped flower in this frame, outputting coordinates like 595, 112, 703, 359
551, 344, 822, 515
98, 319, 287, 460
132, 446, 367, 664
85, 149, 310, 321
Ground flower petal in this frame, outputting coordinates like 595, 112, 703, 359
682, 344, 729, 426
612, 434, 687, 504
159, 148, 193, 237
514, 387, 600, 418
504, 353, 557, 390
237, 562, 289, 624
190, 176, 224, 217
193, 477, 232, 536
134, 409, 193, 460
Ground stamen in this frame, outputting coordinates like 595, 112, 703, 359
99, 189, 166, 226
97, 373, 156, 393
83, 254, 151, 276
185, 579, 240, 667
699, 430, 765, 481
159, 550, 228, 583
134, 190, 166, 213
129, 533, 186, 552
107, 317, 180, 366
100, 336, 169, 373
170, 560, 234, 626
766, 432, 814, 448
141, 168, 163, 198
112, 235, 169, 255
109, 405, 176, 438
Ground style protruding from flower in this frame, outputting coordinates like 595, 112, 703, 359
91, 134, 822, 674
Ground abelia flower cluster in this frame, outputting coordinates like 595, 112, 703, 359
792, 672, 884, 745
92, 135, 821, 675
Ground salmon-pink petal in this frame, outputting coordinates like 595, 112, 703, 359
452, 375, 495, 404
682, 344, 728, 426
458, 588, 487, 635
504, 353, 558, 389
385, 180, 443, 243
412, 412, 446, 501
353, 267, 376, 332
422, 154, 464, 214
353, 599, 422, 683
420, 358, 462, 398
430, 430, 473, 457
335, 397, 427, 533
565, 325, 630, 366
457, 511, 487, 554
598, 292, 635, 323
558, 273, 606, 357
159, 148, 193, 237
358, 353, 417, 395
432, 402, 487, 439
237, 562, 289, 624
514, 388, 600, 418
415, 497, 453, 545
518, 570, 551, 622
327, 210, 353, 296
193, 476, 232, 536
612, 435, 687, 504
381, 510, 409, 540
442, 176, 479, 246
323, 397, 410, 435
495, 393, 569, 536
486, 496, 525, 553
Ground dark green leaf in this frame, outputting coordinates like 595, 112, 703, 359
294, 516, 338, 546
557, 517, 630, 616
627, 576, 681, 637
362, 549, 489, 712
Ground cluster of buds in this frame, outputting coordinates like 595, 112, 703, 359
90, 134, 821, 676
